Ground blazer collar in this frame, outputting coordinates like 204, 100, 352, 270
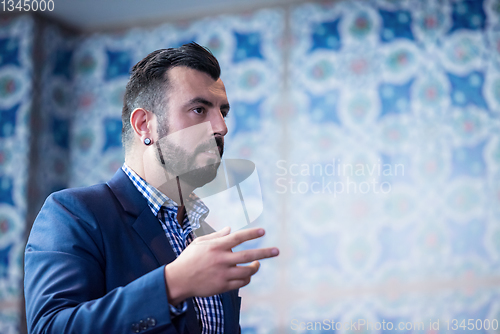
107, 168, 148, 217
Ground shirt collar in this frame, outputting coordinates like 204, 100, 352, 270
122, 163, 209, 229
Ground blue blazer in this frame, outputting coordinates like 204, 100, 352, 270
24, 168, 241, 334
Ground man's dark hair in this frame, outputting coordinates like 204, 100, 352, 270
121, 42, 221, 152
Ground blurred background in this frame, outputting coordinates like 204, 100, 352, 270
1, 0, 500, 333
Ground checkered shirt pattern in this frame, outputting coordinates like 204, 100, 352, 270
122, 164, 224, 334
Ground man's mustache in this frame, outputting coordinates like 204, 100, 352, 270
193, 136, 224, 157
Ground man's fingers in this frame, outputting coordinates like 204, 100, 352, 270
230, 247, 279, 264
226, 277, 252, 291
218, 228, 266, 249
195, 226, 231, 242
227, 261, 260, 280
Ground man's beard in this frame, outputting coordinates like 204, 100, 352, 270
156, 124, 224, 188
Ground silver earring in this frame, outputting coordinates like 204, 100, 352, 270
144, 138, 152, 145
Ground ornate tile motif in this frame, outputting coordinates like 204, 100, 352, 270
2, 0, 500, 332
0, 14, 33, 334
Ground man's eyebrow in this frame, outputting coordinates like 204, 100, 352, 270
187, 97, 230, 111
187, 97, 214, 107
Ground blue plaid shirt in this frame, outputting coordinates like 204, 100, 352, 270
122, 164, 224, 334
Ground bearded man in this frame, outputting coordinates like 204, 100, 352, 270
24, 42, 279, 334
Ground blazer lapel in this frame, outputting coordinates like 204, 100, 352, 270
132, 207, 177, 265
132, 205, 201, 334
108, 169, 202, 334
107, 169, 177, 265
185, 299, 202, 334
222, 290, 241, 333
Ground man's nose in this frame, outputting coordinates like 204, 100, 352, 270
209, 109, 228, 137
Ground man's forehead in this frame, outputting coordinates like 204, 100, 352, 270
167, 66, 226, 96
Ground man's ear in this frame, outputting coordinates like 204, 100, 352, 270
130, 108, 157, 144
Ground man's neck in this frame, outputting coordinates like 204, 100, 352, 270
125, 155, 195, 206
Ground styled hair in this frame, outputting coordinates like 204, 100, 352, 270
121, 42, 221, 151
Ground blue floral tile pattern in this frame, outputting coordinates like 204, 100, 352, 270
2, 1, 500, 332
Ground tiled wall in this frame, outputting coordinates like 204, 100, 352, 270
0, 15, 33, 334
1, 0, 500, 332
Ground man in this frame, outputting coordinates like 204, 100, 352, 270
24, 43, 279, 334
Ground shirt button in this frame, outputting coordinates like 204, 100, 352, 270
131, 323, 140, 333
139, 320, 148, 331
146, 317, 157, 327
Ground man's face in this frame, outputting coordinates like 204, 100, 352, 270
155, 66, 229, 188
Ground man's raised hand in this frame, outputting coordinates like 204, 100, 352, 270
164, 227, 279, 306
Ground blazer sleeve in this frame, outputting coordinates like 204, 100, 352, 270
24, 191, 180, 334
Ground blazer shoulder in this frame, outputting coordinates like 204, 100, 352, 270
46, 181, 128, 220
32, 182, 123, 244
49, 182, 114, 207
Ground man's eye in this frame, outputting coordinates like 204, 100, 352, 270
193, 107, 205, 114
